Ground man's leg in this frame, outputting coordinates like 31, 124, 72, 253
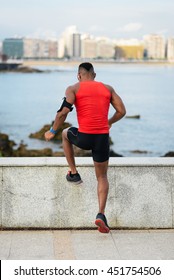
62, 128, 77, 174
94, 160, 110, 233
94, 160, 109, 214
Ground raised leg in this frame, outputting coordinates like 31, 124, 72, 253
62, 128, 77, 174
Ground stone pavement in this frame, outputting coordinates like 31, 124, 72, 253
0, 229, 174, 260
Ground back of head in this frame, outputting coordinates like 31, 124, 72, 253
78, 62, 96, 80
78, 62, 94, 72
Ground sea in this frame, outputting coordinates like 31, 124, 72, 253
0, 62, 174, 157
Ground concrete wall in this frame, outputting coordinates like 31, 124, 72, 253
0, 157, 174, 229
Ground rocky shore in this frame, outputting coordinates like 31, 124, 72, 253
1, 129, 173, 158
0, 63, 67, 73
0, 64, 56, 73
0, 122, 122, 157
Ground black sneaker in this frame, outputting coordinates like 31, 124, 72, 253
95, 213, 110, 233
66, 171, 83, 184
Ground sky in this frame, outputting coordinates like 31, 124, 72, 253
0, 0, 174, 40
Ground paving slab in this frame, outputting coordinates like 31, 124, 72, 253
53, 230, 75, 259
0, 229, 174, 260
148, 229, 174, 260
71, 230, 120, 260
7, 231, 55, 260
0, 231, 12, 259
111, 230, 163, 260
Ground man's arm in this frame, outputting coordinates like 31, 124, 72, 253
107, 85, 126, 127
44, 85, 76, 141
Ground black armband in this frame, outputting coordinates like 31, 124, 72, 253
57, 97, 73, 112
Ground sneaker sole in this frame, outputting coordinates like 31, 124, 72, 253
95, 219, 110, 233
66, 179, 83, 185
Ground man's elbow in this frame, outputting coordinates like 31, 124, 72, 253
120, 107, 126, 118
123, 107, 126, 117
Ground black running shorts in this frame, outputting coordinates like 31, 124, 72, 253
67, 127, 110, 162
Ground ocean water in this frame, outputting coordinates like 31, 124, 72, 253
0, 63, 174, 157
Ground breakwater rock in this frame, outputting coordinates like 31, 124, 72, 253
163, 151, 174, 157
125, 114, 140, 119
0, 133, 16, 156
29, 121, 71, 141
14, 66, 44, 73
0, 133, 55, 157
0, 63, 45, 73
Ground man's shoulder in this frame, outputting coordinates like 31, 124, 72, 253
102, 83, 113, 92
66, 82, 80, 92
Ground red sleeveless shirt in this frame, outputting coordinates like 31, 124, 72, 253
75, 81, 111, 134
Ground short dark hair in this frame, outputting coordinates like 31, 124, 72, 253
78, 62, 94, 72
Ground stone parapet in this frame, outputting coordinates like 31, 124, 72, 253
0, 157, 174, 229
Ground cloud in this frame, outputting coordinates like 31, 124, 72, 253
118, 22, 143, 33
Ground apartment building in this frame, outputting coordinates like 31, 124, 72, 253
62, 25, 78, 57
143, 34, 165, 59
72, 33, 81, 58
57, 37, 65, 58
3, 38, 24, 59
24, 38, 58, 58
45, 40, 58, 58
97, 38, 115, 58
114, 39, 144, 60
81, 37, 98, 58
167, 37, 174, 60
0, 41, 2, 53
24, 38, 45, 58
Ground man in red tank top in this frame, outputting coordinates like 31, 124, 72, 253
45, 62, 126, 233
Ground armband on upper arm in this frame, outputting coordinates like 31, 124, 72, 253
57, 97, 73, 112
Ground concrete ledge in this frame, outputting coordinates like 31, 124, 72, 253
0, 157, 174, 229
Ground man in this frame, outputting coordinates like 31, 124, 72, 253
45, 62, 126, 233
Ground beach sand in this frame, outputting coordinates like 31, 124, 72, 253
23, 59, 174, 67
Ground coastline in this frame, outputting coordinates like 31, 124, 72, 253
23, 59, 174, 67
0, 131, 174, 158
1, 59, 174, 72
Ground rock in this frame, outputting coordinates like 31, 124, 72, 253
126, 115, 140, 119
13, 141, 54, 157
15, 66, 44, 73
0, 133, 16, 156
29, 122, 72, 141
130, 150, 149, 154
0, 64, 44, 73
163, 151, 174, 157
110, 149, 123, 157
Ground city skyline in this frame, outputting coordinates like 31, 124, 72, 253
0, 0, 174, 40
2, 33, 173, 61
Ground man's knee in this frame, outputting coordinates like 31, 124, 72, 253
97, 173, 108, 180
62, 128, 69, 140
94, 161, 108, 180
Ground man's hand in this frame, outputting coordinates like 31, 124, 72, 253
44, 131, 55, 141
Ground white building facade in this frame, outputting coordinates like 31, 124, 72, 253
143, 34, 166, 59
